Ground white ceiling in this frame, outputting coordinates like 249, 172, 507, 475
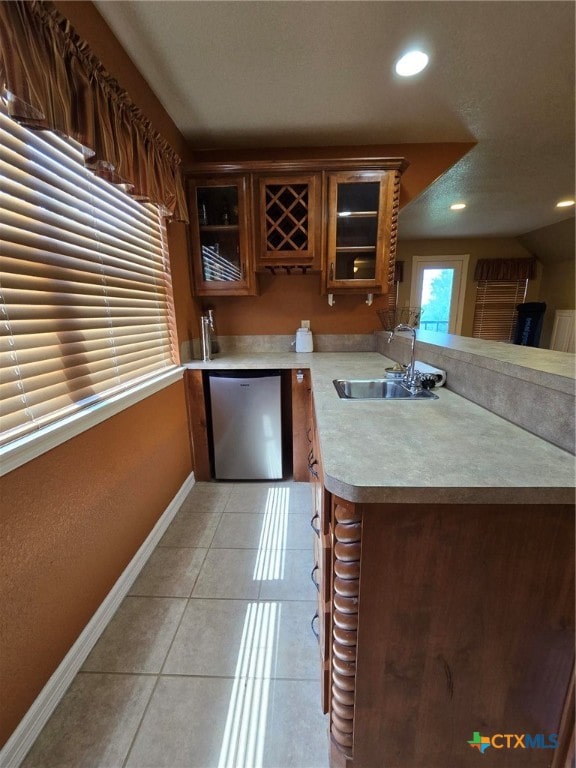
95, 0, 575, 240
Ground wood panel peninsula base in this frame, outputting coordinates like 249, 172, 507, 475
323, 495, 575, 768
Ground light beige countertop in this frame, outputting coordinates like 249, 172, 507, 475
183, 352, 575, 505
400, 330, 576, 392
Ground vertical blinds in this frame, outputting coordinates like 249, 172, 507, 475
472, 280, 528, 342
0, 107, 178, 448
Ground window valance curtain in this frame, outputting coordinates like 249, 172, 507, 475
474, 256, 537, 282
0, 0, 188, 221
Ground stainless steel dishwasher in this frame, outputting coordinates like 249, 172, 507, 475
207, 371, 283, 480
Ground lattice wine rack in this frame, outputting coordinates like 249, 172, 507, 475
259, 177, 319, 270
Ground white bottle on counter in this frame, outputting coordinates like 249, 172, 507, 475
295, 327, 314, 352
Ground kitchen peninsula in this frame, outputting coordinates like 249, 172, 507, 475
184, 335, 575, 768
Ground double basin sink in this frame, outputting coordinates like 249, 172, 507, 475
333, 378, 438, 400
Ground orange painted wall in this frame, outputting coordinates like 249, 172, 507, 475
203, 273, 389, 336
0, 382, 192, 746
1, 2, 196, 750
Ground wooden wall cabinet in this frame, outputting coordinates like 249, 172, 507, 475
187, 175, 257, 296
186, 151, 406, 298
324, 170, 400, 297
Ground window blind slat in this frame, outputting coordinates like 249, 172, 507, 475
0, 106, 177, 449
1, 352, 173, 425
2, 288, 167, 311
1, 349, 171, 411
1, 355, 171, 412
5, 304, 169, 321
1, 189, 164, 257
2, 222, 166, 281
0, 155, 164, 233
2, 339, 170, 384
0, 360, 171, 445
1, 270, 166, 300
0, 111, 159, 231
4, 319, 170, 337
0, 328, 170, 355
2, 348, 171, 396
1, 253, 168, 295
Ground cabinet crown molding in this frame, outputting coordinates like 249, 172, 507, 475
186, 148, 409, 176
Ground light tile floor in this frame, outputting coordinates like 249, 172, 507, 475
21, 481, 330, 768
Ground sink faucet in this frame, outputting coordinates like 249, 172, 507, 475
388, 323, 421, 392
201, 309, 215, 362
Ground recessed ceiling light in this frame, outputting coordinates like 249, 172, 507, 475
450, 203, 466, 210
556, 199, 575, 208
395, 51, 429, 77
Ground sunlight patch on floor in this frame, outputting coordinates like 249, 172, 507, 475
253, 487, 290, 581
217, 601, 280, 768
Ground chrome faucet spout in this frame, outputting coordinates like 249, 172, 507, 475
389, 324, 421, 391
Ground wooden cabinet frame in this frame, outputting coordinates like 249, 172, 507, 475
187, 174, 257, 296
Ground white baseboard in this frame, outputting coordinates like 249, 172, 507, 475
0, 471, 196, 768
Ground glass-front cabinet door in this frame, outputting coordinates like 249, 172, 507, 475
188, 176, 256, 296
325, 171, 395, 294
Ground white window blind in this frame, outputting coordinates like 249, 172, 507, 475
0, 107, 178, 449
472, 279, 528, 342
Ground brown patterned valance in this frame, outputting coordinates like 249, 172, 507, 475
0, 1, 188, 221
474, 257, 538, 282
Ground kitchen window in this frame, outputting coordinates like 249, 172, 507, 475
0, 106, 180, 472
